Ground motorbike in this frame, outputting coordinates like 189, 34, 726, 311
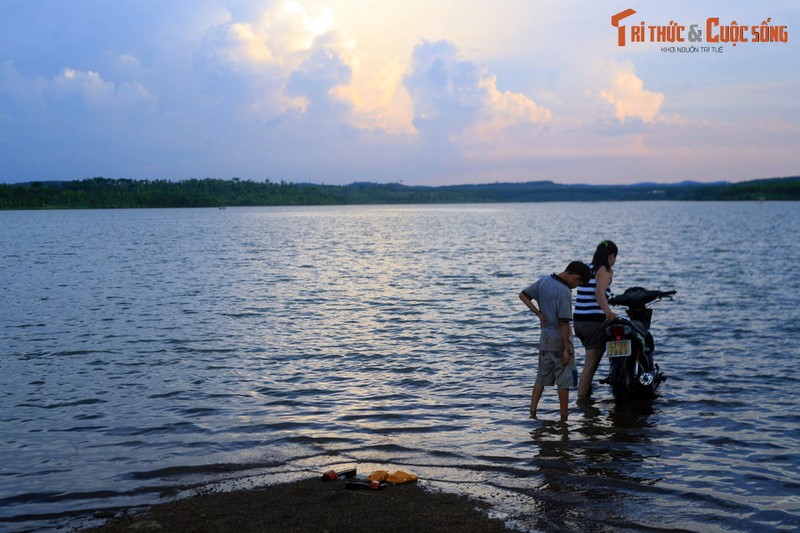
601, 287, 676, 401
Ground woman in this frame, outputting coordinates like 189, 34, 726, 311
574, 240, 618, 399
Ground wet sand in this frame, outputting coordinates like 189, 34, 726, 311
84, 477, 514, 532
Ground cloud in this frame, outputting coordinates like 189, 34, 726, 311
0, 60, 48, 117
50, 68, 158, 112
197, 5, 562, 147
0, 59, 157, 119
403, 39, 551, 158
404, 40, 483, 136
481, 77, 553, 130
196, 2, 361, 125
599, 65, 665, 123
404, 40, 551, 133
329, 39, 413, 135
199, 0, 335, 68
206, 22, 279, 66
286, 32, 353, 116
192, 3, 411, 136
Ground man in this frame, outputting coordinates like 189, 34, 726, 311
519, 261, 591, 421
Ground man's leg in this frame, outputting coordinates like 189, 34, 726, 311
557, 387, 569, 421
530, 384, 544, 418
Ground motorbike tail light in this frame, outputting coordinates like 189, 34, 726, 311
609, 324, 627, 340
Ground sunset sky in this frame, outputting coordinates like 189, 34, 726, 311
1, 0, 797, 185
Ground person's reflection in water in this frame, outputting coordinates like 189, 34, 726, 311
522, 403, 661, 531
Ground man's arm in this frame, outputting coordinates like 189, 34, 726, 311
560, 320, 571, 365
519, 291, 546, 325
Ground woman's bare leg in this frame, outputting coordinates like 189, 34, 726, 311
578, 348, 603, 398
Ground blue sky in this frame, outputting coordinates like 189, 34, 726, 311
1, 0, 798, 185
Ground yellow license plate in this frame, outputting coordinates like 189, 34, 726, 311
606, 340, 632, 357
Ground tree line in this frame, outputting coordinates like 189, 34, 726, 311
0, 176, 798, 210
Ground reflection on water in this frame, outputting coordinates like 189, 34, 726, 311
519, 400, 662, 532
1, 203, 799, 532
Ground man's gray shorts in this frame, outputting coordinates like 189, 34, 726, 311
535, 350, 574, 389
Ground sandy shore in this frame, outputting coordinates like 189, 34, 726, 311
83, 477, 514, 532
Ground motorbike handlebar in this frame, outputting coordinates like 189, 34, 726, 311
608, 287, 676, 308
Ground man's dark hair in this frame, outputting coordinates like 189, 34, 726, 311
566, 261, 592, 284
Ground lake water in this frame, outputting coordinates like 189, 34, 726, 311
1, 202, 798, 532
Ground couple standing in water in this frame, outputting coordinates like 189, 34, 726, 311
519, 240, 619, 421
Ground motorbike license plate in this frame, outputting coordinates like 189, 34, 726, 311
606, 340, 632, 358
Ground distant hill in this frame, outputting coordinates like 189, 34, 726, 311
1, 175, 798, 210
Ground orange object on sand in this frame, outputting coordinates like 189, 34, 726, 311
387, 470, 418, 484
367, 469, 418, 484
367, 470, 389, 482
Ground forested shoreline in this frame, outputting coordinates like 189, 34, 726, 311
1, 176, 798, 210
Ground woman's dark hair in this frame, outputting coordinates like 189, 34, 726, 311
591, 240, 618, 270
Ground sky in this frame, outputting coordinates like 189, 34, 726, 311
0, 0, 798, 186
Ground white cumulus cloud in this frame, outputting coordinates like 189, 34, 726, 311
600, 65, 665, 124
403, 39, 551, 152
